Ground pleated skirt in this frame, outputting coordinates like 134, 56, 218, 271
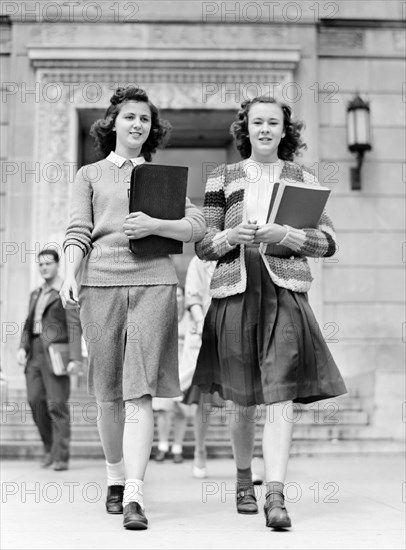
192, 246, 347, 407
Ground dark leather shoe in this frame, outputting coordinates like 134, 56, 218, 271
106, 485, 124, 514
53, 461, 69, 471
41, 453, 53, 468
264, 491, 292, 529
236, 483, 258, 514
154, 450, 166, 462
172, 453, 183, 464
123, 502, 148, 530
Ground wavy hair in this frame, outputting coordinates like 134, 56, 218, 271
230, 96, 307, 161
90, 86, 171, 162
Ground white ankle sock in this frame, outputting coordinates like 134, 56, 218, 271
106, 458, 125, 487
171, 443, 182, 455
123, 479, 144, 510
158, 442, 169, 452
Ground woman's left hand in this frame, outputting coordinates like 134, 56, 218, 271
253, 223, 287, 244
123, 212, 159, 239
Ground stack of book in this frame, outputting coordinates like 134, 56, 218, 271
262, 180, 331, 257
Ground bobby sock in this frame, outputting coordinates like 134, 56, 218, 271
106, 458, 125, 487
194, 448, 207, 468
158, 442, 169, 453
237, 466, 253, 488
123, 479, 144, 510
171, 443, 182, 455
265, 480, 285, 501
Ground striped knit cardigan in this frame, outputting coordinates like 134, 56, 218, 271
195, 160, 337, 297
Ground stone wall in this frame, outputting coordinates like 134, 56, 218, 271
317, 20, 405, 438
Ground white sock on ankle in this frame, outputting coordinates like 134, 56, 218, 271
123, 479, 144, 510
106, 458, 125, 487
158, 442, 169, 452
171, 443, 182, 455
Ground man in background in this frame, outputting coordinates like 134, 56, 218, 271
17, 249, 82, 471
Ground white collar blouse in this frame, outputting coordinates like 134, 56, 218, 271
243, 159, 283, 225
106, 151, 146, 168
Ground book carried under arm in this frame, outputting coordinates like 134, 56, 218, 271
48, 343, 70, 376
129, 164, 189, 255
262, 180, 331, 257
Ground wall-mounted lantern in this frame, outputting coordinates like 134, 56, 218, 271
346, 94, 372, 190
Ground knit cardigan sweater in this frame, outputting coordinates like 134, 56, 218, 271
195, 160, 337, 297
64, 158, 206, 286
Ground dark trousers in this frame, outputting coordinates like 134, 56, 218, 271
25, 337, 71, 462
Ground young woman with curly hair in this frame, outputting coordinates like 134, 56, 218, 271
192, 96, 346, 530
60, 85, 205, 530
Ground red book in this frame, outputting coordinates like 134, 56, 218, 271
129, 164, 188, 255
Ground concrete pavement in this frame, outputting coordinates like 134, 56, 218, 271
1, 455, 405, 550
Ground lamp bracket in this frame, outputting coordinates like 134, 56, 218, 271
350, 150, 365, 191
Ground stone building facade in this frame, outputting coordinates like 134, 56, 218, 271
1, 1, 404, 441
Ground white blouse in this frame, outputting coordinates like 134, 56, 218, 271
244, 160, 283, 225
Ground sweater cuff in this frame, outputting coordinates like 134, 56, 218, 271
63, 239, 88, 257
278, 225, 306, 251
186, 299, 203, 311
184, 217, 204, 243
212, 229, 237, 255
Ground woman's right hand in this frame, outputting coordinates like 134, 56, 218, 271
59, 278, 80, 310
227, 221, 258, 246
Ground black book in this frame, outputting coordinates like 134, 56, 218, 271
129, 164, 189, 255
263, 181, 331, 257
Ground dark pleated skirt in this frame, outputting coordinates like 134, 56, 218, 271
183, 384, 225, 407
191, 246, 347, 407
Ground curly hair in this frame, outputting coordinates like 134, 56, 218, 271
89, 86, 171, 162
230, 96, 307, 161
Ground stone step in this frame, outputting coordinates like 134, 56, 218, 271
0, 398, 366, 424
0, 407, 369, 427
0, 438, 404, 459
0, 422, 371, 443
3, 391, 365, 412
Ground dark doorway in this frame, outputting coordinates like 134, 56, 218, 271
77, 109, 237, 166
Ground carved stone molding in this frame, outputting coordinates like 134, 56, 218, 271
29, 23, 291, 49
31, 59, 298, 72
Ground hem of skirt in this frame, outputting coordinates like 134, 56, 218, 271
81, 282, 178, 287
183, 385, 225, 407
87, 390, 183, 403
194, 382, 348, 407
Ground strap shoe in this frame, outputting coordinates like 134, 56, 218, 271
264, 491, 292, 529
236, 483, 258, 514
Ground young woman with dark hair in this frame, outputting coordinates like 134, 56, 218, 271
192, 96, 346, 530
60, 85, 205, 530
89, 85, 171, 161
